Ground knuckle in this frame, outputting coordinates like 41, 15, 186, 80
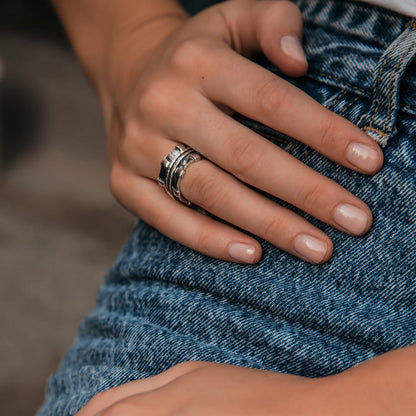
170, 37, 210, 73
276, 1, 302, 19
119, 124, 140, 154
117, 128, 148, 174
195, 229, 215, 255
228, 137, 263, 178
136, 82, 165, 115
317, 119, 336, 149
256, 1, 302, 38
300, 182, 324, 210
188, 172, 222, 211
146, 205, 168, 231
255, 78, 289, 118
137, 78, 195, 126
260, 216, 285, 242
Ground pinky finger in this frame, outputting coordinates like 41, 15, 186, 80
111, 168, 262, 264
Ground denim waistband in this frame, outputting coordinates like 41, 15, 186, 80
287, 0, 416, 113
279, 0, 416, 147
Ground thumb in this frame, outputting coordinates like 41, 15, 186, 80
221, 0, 308, 77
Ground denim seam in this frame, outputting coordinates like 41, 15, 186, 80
308, 71, 370, 95
326, 89, 349, 111
366, 25, 416, 136
384, 41, 416, 133
363, 126, 388, 138
306, 70, 416, 115
339, 96, 361, 116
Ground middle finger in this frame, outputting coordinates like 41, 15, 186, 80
198, 44, 383, 174
166, 99, 372, 237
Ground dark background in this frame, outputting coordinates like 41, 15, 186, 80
0, 1, 134, 414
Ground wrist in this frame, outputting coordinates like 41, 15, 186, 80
98, 12, 187, 102
322, 347, 416, 416
52, 0, 188, 95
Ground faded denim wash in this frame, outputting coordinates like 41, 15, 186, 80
38, 0, 416, 414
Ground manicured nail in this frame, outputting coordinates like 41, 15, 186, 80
346, 142, 381, 172
280, 35, 307, 64
294, 234, 328, 264
228, 243, 256, 264
333, 204, 369, 235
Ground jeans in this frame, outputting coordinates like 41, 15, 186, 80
38, 1, 416, 414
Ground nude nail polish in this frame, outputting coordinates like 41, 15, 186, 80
333, 203, 369, 235
294, 234, 328, 264
280, 35, 307, 64
228, 243, 256, 264
346, 142, 381, 172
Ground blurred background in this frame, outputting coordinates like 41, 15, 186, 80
0, 1, 134, 414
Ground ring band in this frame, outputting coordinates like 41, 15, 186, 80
158, 144, 203, 206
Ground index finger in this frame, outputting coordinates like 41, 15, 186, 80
200, 45, 383, 174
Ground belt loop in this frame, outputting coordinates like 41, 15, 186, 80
358, 19, 416, 147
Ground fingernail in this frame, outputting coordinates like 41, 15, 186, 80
333, 203, 369, 235
294, 234, 328, 264
346, 142, 381, 172
228, 243, 256, 264
280, 35, 307, 64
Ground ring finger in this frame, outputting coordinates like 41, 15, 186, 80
133, 137, 333, 264
152, 98, 372, 237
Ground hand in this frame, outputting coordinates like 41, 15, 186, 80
99, 0, 383, 265
75, 347, 416, 416
75, 361, 319, 416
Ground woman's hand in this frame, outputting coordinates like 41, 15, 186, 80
55, 0, 384, 264
74, 347, 416, 416
76, 361, 319, 416
74, 347, 416, 415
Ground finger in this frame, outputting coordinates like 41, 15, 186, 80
192, 0, 308, 76
179, 159, 333, 264
110, 164, 262, 264
152, 99, 372, 237
197, 45, 383, 175
221, 0, 308, 76
127, 139, 333, 264
76, 362, 207, 416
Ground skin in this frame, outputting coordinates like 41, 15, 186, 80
49, 0, 414, 413
52, 0, 383, 265
74, 347, 416, 416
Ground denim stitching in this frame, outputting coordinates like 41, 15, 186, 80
383, 42, 416, 134
366, 23, 416, 135
307, 71, 415, 114
339, 96, 360, 117
326, 89, 348, 111
363, 126, 388, 137
309, 71, 369, 95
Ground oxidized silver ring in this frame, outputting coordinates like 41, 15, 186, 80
158, 144, 203, 206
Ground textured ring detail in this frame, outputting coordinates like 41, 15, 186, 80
158, 144, 203, 206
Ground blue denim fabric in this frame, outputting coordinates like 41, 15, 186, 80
38, 1, 416, 415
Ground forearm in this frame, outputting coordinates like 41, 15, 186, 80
50, 0, 188, 90
320, 346, 416, 415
